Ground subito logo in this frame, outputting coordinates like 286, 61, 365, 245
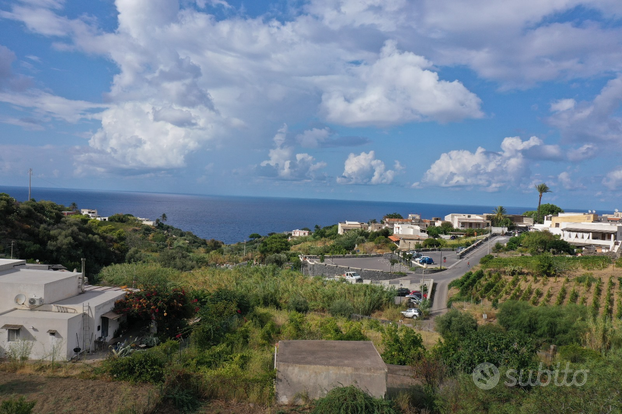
472, 362, 500, 390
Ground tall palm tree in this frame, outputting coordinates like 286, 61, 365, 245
535, 183, 551, 223
492, 206, 507, 226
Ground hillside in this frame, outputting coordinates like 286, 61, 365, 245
0, 193, 222, 276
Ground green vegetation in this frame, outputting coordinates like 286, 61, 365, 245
0, 193, 222, 276
312, 386, 398, 414
0, 396, 35, 414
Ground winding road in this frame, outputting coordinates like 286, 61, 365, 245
429, 236, 509, 316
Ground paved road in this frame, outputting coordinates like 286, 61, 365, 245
330, 236, 509, 317
429, 236, 509, 316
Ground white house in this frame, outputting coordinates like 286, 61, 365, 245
444, 214, 488, 230
393, 223, 428, 239
0, 259, 125, 361
80, 209, 99, 219
338, 221, 367, 235
291, 229, 310, 238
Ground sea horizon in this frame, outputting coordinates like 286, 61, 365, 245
0, 185, 589, 244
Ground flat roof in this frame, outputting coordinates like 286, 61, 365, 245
562, 224, 620, 233
0, 267, 79, 285
0, 259, 26, 273
0, 309, 81, 321
277, 340, 386, 370
53, 286, 125, 307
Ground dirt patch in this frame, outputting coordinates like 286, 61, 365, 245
0, 372, 157, 414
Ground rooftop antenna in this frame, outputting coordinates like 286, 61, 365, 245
28, 168, 32, 200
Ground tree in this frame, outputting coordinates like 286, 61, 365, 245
249, 233, 261, 240
435, 309, 478, 340
259, 233, 290, 256
384, 213, 403, 219
160, 213, 167, 223
423, 238, 442, 248
535, 183, 552, 224
491, 206, 507, 226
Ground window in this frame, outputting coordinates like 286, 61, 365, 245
8, 328, 20, 342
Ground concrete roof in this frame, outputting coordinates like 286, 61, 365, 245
0, 259, 26, 273
0, 309, 81, 321
277, 340, 386, 370
0, 267, 80, 285
53, 286, 125, 307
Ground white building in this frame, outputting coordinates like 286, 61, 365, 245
393, 223, 428, 238
290, 229, 310, 238
0, 259, 125, 361
444, 214, 488, 230
80, 209, 99, 219
338, 221, 367, 235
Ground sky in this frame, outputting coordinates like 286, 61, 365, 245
1, 0, 622, 211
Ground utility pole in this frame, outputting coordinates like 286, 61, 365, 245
28, 168, 32, 200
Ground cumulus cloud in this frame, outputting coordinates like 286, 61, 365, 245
603, 167, 622, 190
3, 0, 622, 178
337, 151, 398, 185
415, 136, 555, 191
547, 76, 622, 144
567, 144, 597, 161
259, 125, 327, 180
320, 41, 483, 127
558, 171, 585, 190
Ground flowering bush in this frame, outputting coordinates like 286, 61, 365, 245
115, 285, 194, 339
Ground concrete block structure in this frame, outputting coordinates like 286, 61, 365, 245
0, 259, 125, 360
276, 340, 387, 404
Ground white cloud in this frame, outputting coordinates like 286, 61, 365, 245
558, 171, 585, 190
603, 167, 622, 190
550, 98, 576, 113
415, 136, 552, 190
260, 125, 327, 180
567, 144, 597, 161
319, 41, 483, 126
337, 151, 397, 185
296, 128, 331, 148
547, 76, 622, 144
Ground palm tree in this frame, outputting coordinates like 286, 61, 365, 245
492, 206, 507, 226
535, 183, 551, 224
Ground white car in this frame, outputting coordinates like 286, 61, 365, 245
401, 308, 421, 319
343, 272, 363, 283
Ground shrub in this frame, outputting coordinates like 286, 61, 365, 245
0, 396, 35, 414
103, 350, 167, 383
312, 386, 398, 414
329, 300, 355, 318
479, 254, 494, 266
435, 309, 477, 339
381, 324, 424, 365
287, 296, 309, 313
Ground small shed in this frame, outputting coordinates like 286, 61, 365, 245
275, 340, 387, 404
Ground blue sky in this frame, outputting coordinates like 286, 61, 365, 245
1, 0, 622, 212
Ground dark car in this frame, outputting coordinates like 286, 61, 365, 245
396, 287, 410, 296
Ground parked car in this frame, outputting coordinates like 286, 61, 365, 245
343, 272, 363, 282
401, 308, 421, 319
418, 256, 434, 265
395, 287, 411, 296
406, 292, 423, 300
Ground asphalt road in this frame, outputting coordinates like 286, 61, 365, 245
330, 236, 509, 316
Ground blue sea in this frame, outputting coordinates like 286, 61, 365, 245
0, 186, 532, 245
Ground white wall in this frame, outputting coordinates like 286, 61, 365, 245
0, 311, 82, 361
